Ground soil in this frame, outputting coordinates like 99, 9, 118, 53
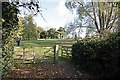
5, 61, 90, 80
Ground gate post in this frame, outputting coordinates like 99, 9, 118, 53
54, 45, 59, 65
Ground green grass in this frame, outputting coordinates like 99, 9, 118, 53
13, 39, 74, 66
15, 39, 74, 56
14, 39, 74, 56
17, 39, 75, 47
14, 46, 53, 57
13, 46, 54, 67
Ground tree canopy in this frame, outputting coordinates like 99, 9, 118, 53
65, 0, 119, 37
57, 27, 66, 39
22, 15, 38, 40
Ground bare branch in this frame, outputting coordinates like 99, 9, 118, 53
106, 3, 113, 29
92, 2, 100, 33
98, 2, 102, 30
78, 2, 95, 20
108, 15, 118, 30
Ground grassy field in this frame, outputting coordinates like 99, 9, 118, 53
14, 39, 74, 55
14, 39, 74, 60
16, 39, 75, 47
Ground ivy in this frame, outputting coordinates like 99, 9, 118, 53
2, 2, 18, 79
1, 1, 42, 79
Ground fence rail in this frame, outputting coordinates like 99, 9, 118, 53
14, 48, 35, 64
61, 45, 72, 58
14, 47, 54, 64
13, 45, 73, 65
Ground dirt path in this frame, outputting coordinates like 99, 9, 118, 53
5, 60, 90, 80
56, 61, 89, 79
5, 51, 90, 80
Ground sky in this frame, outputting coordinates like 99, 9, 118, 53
33, 0, 76, 30
18, 0, 119, 38
18, 0, 86, 38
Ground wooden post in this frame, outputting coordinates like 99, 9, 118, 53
22, 47, 26, 64
54, 45, 59, 65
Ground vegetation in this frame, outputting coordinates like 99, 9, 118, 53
47, 28, 58, 39
39, 27, 66, 39
118, 1, 120, 32
17, 16, 66, 40
57, 27, 66, 39
40, 31, 48, 39
2, 2, 19, 78
15, 39, 74, 47
13, 46, 54, 67
2, 0, 120, 79
65, 1, 119, 36
72, 32, 120, 79
22, 15, 38, 40
36, 26, 44, 38
2, 1, 42, 79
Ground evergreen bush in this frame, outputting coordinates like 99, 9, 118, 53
72, 32, 120, 79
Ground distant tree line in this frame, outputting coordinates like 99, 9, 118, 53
40, 27, 66, 39
17, 15, 66, 40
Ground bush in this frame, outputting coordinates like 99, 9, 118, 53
72, 32, 120, 79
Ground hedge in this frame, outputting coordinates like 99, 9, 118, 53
72, 32, 120, 79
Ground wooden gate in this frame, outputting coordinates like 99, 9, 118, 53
14, 47, 35, 64
13, 45, 72, 65
14, 46, 55, 64
61, 45, 72, 58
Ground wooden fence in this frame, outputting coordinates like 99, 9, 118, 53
14, 47, 35, 64
61, 45, 72, 58
14, 45, 72, 65
14, 47, 54, 64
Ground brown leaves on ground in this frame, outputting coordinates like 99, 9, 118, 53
5, 65, 64, 79
5, 62, 90, 80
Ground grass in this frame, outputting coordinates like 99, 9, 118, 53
13, 39, 75, 66
13, 46, 54, 67
14, 46, 54, 58
16, 39, 75, 47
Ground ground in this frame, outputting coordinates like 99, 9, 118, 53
5, 39, 89, 80
5, 61, 89, 80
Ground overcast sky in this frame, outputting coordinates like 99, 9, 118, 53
33, 0, 76, 30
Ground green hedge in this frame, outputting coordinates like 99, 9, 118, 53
72, 32, 120, 79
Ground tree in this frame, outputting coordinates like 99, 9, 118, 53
2, 1, 43, 78
65, 1, 118, 36
117, 2, 120, 32
40, 31, 48, 39
14, 16, 24, 39
47, 28, 58, 39
2, 2, 19, 78
36, 26, 44, 38
65, 1, 96, 37
22, 15, 38, 40
57, 27, 66, 39
90, 2, 117, 34
0, 2, 1, 40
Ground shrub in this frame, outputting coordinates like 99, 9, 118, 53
72, 32, 120, 79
